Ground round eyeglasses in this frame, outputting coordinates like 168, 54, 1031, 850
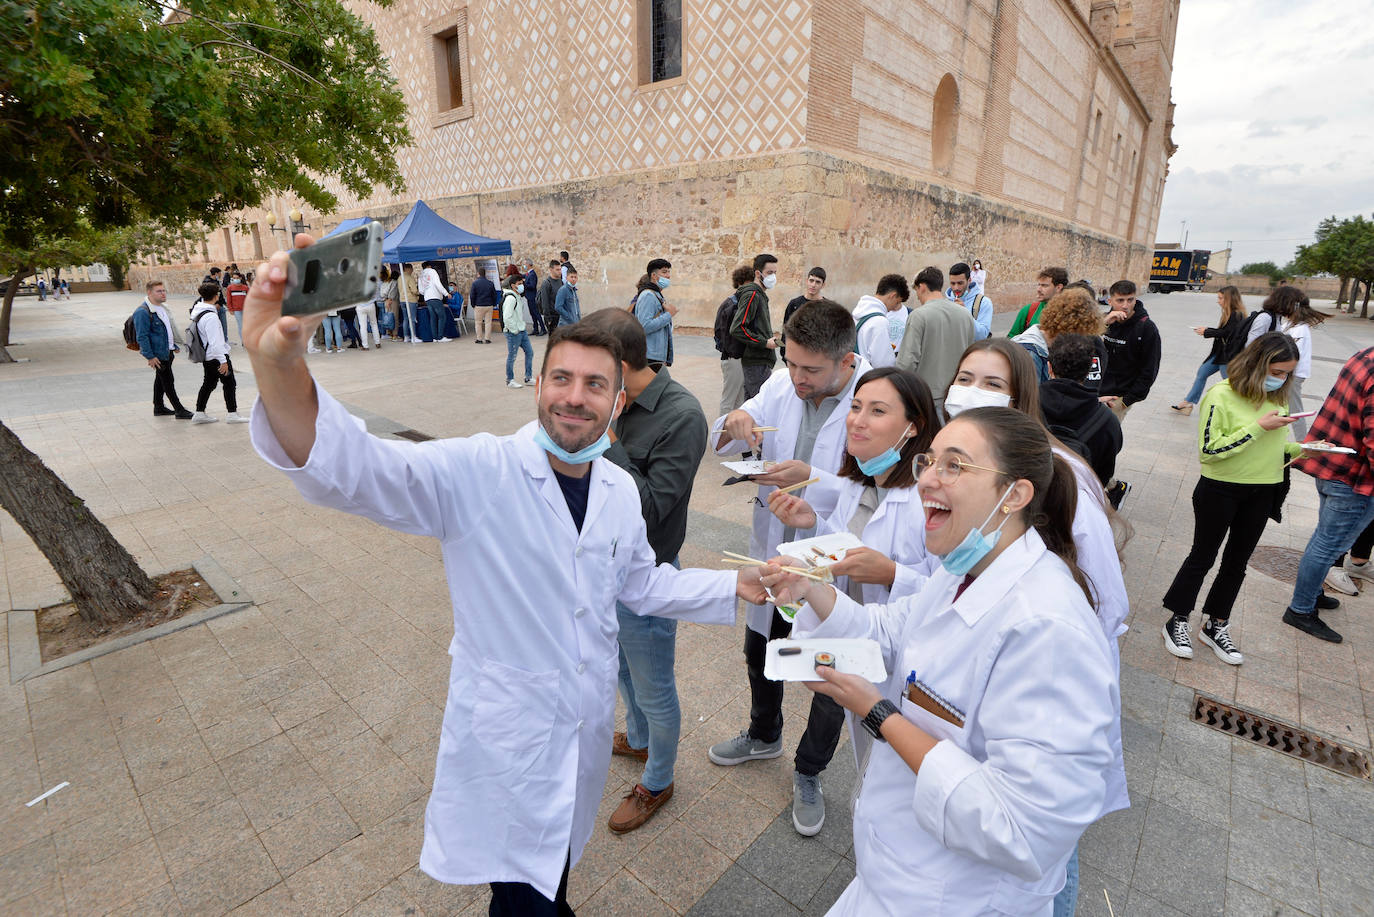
913, 452, 1007, 484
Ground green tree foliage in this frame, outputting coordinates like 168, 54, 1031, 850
1238, 261, 1284, 284
1293, 215, 1374, 316
0, 0, 411, 347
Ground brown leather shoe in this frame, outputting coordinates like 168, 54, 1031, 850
608, 783, 673, 834
612, 731, 649, 761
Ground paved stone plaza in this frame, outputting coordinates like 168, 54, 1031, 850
1, 289, 1372, 916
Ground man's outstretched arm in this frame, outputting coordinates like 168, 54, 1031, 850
241, 236, 324, 467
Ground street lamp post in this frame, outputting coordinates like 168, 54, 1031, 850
266, 212, 289, 250
289, 208, 313, 239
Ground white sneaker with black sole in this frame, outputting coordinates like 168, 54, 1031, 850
1199, 618, 1243, 665
190, 411, 218, 425
1163, 615, 1193, 659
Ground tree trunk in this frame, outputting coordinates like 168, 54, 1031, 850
1338, 276, 1351, 308
0, 419, 157, 625
1, 267, 29, 348
1363, 280, 1372, 320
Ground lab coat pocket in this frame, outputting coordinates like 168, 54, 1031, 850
900, 694, 967, 747
472, 659, 559, 772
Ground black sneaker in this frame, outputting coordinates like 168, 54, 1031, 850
1282, 608, 1343, 643
173, 409, 194, 420
1200, 618, 1243, 664
153, 406, 176, 417
1107, 480, 1132, 511
1316, 592, 1341, 611
1163, 615, 1193, 659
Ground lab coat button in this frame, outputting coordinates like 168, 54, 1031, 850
574, 607, 586, 618
577, 720, 585, 731
575, 546, 584, 557
577, 662, 587, 674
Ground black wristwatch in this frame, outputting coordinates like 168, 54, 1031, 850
861, 699, 899, 742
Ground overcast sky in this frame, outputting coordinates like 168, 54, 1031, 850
1155, 0, 1374, 269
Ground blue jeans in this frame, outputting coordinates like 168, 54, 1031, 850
616, 557, 680, 793
1052, 845, 1079, 917
321, 315, 343, 350
426, 298, 448, 340
1184, 359, 1227, 404
402, 301, 419, 339
505, 331, 533, 382
1290, 478, 1374, 613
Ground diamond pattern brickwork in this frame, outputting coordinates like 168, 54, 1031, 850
329, 0, 811, 213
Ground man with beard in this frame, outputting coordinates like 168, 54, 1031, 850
709, 299, 871, 838
238, 236, 767, 916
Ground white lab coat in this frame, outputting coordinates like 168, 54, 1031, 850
1057, 447, 1130, 816
250, 386, 738, 899
794, 530, 1118, 916
713, 358, 872, 636
853, 296, 896, 368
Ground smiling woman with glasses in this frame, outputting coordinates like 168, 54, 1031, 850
758, 408, 1119, 916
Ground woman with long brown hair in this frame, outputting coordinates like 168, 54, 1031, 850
1171, 285, 1247, 415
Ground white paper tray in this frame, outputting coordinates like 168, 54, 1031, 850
763, 638, 887, 682
721, 459, 776, 475
775, 532, 864, 570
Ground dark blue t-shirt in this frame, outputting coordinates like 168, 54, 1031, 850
552, 469, 591, 532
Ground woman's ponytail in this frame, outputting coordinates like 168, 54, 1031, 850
1036, 454, 1096, 607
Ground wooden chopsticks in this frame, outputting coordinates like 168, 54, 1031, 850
720, 551, 831, 582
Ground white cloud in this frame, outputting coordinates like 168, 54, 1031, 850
1157, 0, 1374, 268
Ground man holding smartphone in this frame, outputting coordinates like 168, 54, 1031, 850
239, 236, 767, 915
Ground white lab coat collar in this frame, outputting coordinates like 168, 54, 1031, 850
950, 528, 1048, 627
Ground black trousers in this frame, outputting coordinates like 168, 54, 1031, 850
744, 607, 846, 776
152, 354, 186, 411
1334, 520, 1374, 566
742, 362, 773, 401
489, 855, 573, 916
196, 358, 237, 413
544, 311, 560, 334
1162, 477, 1276, 621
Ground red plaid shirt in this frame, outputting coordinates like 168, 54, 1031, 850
1293, 347, 1374, 494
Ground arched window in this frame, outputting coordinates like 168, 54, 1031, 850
932, 74, 960, 174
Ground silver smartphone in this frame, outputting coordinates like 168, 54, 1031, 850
280, 221, 384, 317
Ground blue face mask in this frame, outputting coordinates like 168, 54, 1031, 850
533, 381, 623, 465
940, 483, 1016, 576
856, 423, 913, 477
656, 277, 671, 290
1264, 374, 1285, 392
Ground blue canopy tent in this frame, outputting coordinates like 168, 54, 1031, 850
381, 200, 512, 261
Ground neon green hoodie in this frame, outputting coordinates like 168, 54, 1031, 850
1197, 380, 1302, 484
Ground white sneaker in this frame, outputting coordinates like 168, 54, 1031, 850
191, 412, 217, 424
439, 337, 452, 342
1325, 567, 1358, 596
1344, 559, 1374, 584
507, 380, 524, 389
225, 412, 250, 424
1163, 615, 1193, 659
308, 346, 321, 354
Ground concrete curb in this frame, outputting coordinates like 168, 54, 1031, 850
7, 555, 252, 684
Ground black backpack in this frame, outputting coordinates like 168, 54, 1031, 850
714, 296, 744, 358
122, 307, 144, 351
1224, 311, 1264, 362
1048, 405, 1114, 469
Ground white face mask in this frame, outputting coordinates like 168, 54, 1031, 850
762, 274, 778, 290
944, 384, 1012, 417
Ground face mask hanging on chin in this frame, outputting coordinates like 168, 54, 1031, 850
856, 423, 913, 477
939, 482, 1016, 576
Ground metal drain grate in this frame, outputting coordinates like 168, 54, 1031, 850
1191, 693, 1371, 780
392, 429, 434, 442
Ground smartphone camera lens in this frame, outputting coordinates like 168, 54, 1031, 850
350, 229, 368, 244
337, 258, 350, 275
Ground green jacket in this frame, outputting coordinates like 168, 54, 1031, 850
1197, 381, 1303, 485
729, 281, 776, 367
1006, 300, 1047, 338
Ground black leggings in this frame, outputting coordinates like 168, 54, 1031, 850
1162, 477, 1277, 622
